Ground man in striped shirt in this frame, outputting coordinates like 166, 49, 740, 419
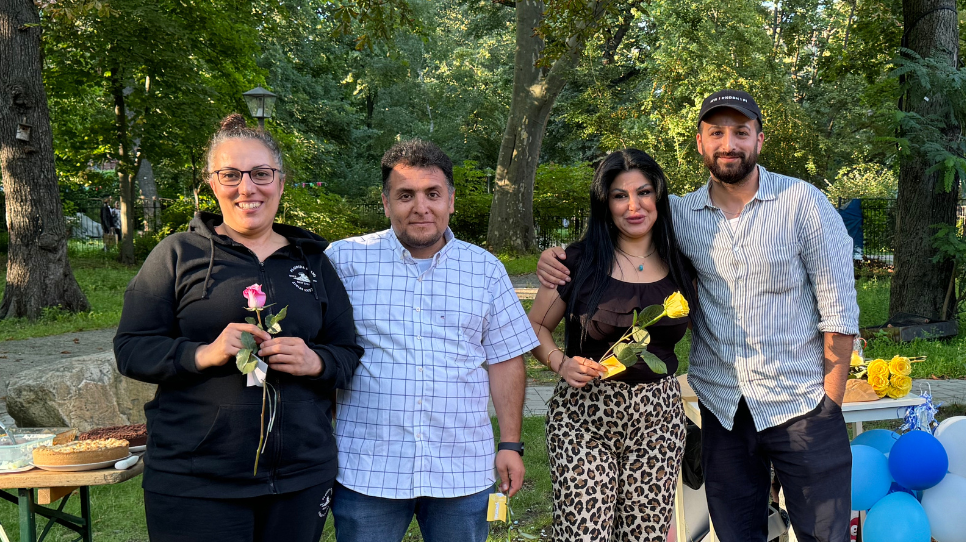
538, 90, 859, 542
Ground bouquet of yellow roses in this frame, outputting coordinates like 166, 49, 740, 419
851, 353, 923, 399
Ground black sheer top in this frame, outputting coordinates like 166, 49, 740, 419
557, 244, 689, 384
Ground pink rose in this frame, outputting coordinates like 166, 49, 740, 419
243, 284, 266, 309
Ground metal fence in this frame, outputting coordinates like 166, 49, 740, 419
535, 212, 587, 249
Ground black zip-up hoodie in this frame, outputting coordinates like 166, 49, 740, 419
114, 213, 363, 498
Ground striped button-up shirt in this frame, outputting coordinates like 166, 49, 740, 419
326, 228, 539, 499
673, 166, 859, 431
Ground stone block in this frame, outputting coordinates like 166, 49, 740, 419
5, 352, 155, 431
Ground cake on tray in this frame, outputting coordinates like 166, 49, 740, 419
78, 424, 146, 447
32, 438, 130, 466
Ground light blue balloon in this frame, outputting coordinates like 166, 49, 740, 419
852, 429, 901, 455
863, 492, 931, 542
851, 445, 893, 511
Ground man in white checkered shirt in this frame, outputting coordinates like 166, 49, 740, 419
327, 139, 540, 542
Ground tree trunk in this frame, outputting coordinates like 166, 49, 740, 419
111, 72, 136, 264
889, 0, 960, 320
0, 0, 90, 319
136, 157, 158, 231
486, 0, 597, 253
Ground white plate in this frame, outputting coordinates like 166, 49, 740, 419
130, 445, 146, 453
33, 454, 133, 472
0, 464, 36, 474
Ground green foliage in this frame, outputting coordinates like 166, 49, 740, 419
450, 161, 493, 245
279, 187, 367, 242
887, 49, 966, 193
533, 163, 593, 218
824, 163, 899, 202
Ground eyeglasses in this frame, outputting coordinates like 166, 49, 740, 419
211, 168, 278, 186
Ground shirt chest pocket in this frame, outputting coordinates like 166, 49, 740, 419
745, 242, 803, 294
423, 295, 486, 362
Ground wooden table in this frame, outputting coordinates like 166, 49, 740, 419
0, 459, 143, 542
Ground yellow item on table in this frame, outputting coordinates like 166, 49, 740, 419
850, 352, 864, 366
599, 354, 627, 379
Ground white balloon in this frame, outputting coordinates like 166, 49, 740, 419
936, 417, 966, 477
921, 472, 966, 542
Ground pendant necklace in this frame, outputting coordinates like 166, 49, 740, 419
618, 246, 657, 272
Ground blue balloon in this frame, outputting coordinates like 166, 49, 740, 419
851, 445, 893, 510
852, 429, 901, 455
863, 492, 931, 542
889, 430, 949, 490
886, 482, 923, 501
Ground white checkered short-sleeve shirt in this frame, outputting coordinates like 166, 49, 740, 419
327, 228, 539, 499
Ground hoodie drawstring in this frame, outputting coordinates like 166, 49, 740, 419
202, 236, 215, 299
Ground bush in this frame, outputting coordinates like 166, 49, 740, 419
824, 163, 898, 203
280, 187, 367, 242
533, 163, 593, 218
450, 161, 493, 245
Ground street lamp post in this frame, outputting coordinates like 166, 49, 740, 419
242, 86, 277, 130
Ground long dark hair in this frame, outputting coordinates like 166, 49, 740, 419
563, 149, 696, 352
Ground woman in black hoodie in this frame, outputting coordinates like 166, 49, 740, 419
114, 114, 362, 542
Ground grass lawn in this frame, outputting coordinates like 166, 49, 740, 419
498, 254, 539, 276
0, 252, 138, 341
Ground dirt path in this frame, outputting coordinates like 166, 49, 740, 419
0, 328, 116, 397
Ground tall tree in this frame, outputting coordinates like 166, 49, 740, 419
486, 0, 612, 253
0, 0, 89, 319
889, 0, 961, 320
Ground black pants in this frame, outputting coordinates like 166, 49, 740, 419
701, 396, 851, 542
144, 479, 334, 542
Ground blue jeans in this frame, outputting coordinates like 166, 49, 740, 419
332, 482, 491, 542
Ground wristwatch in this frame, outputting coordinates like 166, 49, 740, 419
497, 442, 525, 457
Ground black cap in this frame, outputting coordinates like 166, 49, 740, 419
697, 90, 762, 128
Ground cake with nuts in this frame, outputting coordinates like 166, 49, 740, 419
78, 424, 147, 447
32, 438, 130, 466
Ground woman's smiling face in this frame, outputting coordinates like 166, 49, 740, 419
208, 138, 284, 237
608, 169, 658, 241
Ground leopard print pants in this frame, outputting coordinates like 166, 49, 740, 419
546, 376, 686, 542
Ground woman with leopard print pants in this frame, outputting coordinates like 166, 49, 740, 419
529, 149, 694, 541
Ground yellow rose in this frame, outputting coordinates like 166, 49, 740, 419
887, 385, 910, 399
889, 356, 912, 376
867, 359, 890, 380
850, 352, 864, 367
663, 292, 690, 319
889, 375, 913, 398
875, 385, 891, 398
868, 373, 890, 390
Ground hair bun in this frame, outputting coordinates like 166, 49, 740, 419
220, 113, 248, 131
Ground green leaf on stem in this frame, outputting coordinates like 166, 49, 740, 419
268, 306, 288, 334
614, 343, 638, 366
236, 349, 258, 374
639, 351, 668, 374
631, 327, 650, 344
245, 317, 257, 326
241, 331, 257, 352
636, 304, 665, 327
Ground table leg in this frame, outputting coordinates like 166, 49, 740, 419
18, 488, 36, 542
79, 487, 92, 542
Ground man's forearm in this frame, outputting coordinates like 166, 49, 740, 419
488, 356, 525, 442
824, 332, 853, 405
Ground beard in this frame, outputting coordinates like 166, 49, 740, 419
397, 225, 444, 252
704, 149, 758, 185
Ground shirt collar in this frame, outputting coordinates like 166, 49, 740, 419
386, 226, 456, 262
690, 164, 775, 211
